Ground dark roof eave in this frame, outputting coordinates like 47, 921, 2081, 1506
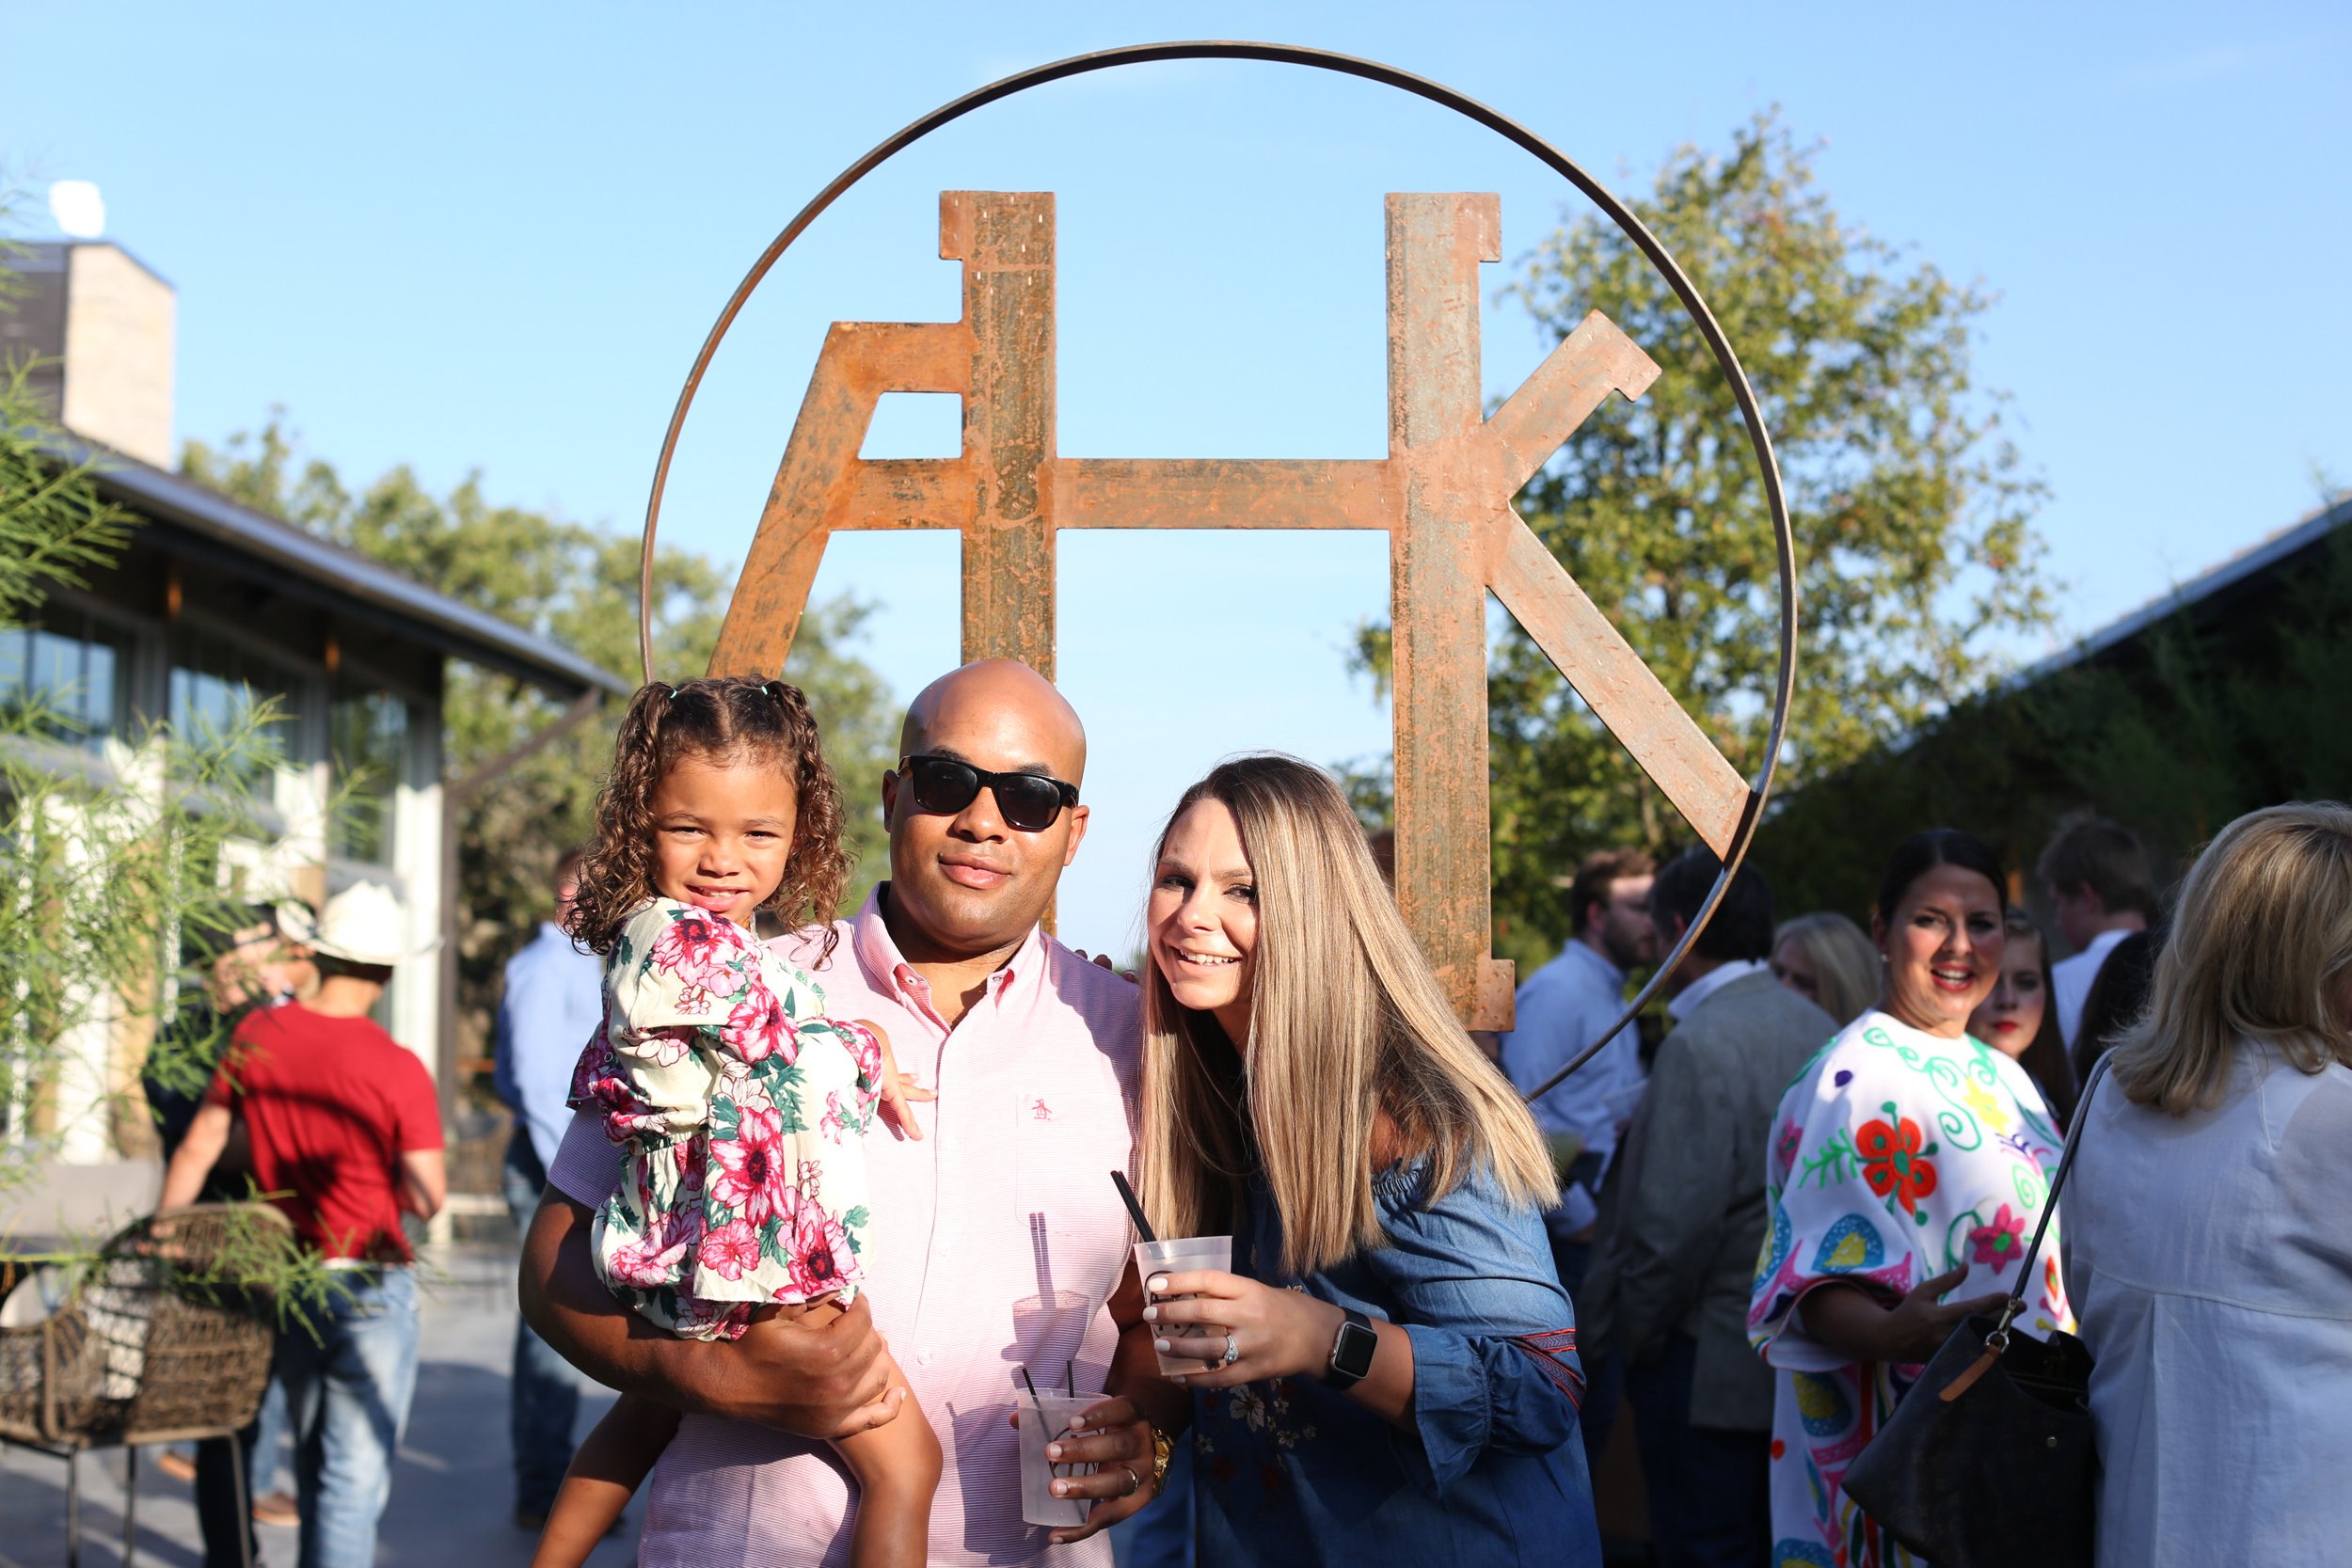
52, 434, 633, 701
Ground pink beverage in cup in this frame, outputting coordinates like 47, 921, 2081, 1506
1135, 1236, 1233, 1377
1017, 1392, 1099, 1528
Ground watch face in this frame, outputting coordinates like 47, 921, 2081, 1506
1335, 1320, 1378, 1378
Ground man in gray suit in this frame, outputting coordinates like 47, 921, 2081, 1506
1581, 847, 1837, 1568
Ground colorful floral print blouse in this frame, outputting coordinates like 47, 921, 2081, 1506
1189, 1160, 1603, 1568
1747, 1010, 2072, 1568
568, 899, 883, 1341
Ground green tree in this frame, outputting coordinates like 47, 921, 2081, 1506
1357, 111, 2054, 969
180, 417, 898, 1064
2, 190, 343, 1318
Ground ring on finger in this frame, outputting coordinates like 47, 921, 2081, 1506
1120, 1464, 1143, 1497
1221, 1333, 1241, 1367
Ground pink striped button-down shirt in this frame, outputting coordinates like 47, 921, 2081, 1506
548, 888, 1142, 1567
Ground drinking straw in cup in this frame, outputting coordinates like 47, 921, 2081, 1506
1016, 1386, 1098, 1528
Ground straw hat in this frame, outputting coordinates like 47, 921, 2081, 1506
310, 881, 437, 967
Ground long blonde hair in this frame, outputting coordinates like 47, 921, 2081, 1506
2109, 801, 2352, 1115
1772, 911, 1880, 1027
1137, 754, 1556, 1277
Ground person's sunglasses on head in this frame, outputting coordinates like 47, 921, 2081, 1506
897, 753, 1079, 833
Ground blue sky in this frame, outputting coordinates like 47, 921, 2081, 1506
8, 3, 2347, 955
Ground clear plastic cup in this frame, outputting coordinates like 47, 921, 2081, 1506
1135, 1236, 1233, 1377
1016, 1392, 1099, 1528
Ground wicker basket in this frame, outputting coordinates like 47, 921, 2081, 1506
0, 1203, 285, 1448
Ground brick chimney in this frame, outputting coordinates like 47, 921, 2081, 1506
1, 241, 175, 467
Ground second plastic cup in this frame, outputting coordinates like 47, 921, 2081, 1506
1135, 1235, 1234, 1377
1017, 1392, 1099, 1528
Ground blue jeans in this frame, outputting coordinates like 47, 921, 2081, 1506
504, 1134, 580, 1513
1623, 1334, 1772, 1568
276, 1266, 421, 1568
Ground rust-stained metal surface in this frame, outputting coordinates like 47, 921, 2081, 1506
649, 42, 1799, 1054
707, 188, 1744, 1028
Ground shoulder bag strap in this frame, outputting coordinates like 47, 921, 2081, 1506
1994, 1053, 2114, 1339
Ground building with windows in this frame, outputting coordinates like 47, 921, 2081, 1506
3, 240, 628, 1212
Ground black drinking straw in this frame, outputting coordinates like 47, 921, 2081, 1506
1019, 1365, 1044, 1413
1066, 1359, 1075, 1398
1110, 1169, 1156, 1243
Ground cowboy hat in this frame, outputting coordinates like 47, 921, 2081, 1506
310, 881, 438, 967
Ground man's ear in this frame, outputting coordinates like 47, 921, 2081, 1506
880, 768, 900, 828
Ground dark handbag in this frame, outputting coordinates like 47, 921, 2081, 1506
1840, 1058, 2109, 1568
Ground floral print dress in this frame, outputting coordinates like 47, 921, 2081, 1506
1747, 1010, 2072, 1568
568, 898, 883, 1340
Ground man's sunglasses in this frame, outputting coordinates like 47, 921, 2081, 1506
896, 754, 1079, 833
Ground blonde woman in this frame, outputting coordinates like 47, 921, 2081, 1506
1771, 911, 1882, 1027
1118, 754, 1600, 1564
2064, 802, 2352, 1567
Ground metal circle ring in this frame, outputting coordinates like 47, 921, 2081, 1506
635, 41, 1799, 1096
1221, 1334, 1241, 1367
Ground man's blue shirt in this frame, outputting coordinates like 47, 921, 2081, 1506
493, 921, 603, 1171
1498, 939, 1643, 1236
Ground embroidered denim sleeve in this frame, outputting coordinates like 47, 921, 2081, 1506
1367, 1164, 1584, 1497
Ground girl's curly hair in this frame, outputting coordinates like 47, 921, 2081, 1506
570, 675, 853, 961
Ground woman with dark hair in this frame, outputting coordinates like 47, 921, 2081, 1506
1747, 830, 2074, 1568
1968, 908, 2081, 1125
2069, 927, 2159, 1085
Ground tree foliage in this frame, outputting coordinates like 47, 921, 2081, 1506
1357, 111, 2054, 968
180, 417, 898, 1065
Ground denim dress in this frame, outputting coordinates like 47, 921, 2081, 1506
1190, 1161, 1604, 1566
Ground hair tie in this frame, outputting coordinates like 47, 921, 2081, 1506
761, 681, 781, 701
666, 683, 683, 703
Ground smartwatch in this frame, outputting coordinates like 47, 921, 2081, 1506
1323, 1307, 1378, 1390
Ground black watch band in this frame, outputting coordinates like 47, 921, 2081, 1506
1323, 1307, 1377, 1390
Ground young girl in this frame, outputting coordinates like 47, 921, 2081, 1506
531, 675, 941, 1568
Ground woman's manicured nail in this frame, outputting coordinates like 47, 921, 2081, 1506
1147, 1275, 1168, 1292
1154, 1338, 1171, 1354
1142, 1305, 1158, 1322
1047, 1443, 1063, 1460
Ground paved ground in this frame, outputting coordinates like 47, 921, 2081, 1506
0, 1243, 636, 1568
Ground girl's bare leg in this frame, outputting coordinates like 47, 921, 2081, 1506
529, 1393, 679, 1568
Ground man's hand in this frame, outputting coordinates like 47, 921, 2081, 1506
1005, 1395, 1160, 1545
519, 1194, 900, 1438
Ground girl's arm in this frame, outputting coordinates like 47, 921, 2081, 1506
528, 1394, 680, 1568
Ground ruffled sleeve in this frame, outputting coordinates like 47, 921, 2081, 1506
574, 901, 766, 1145
1748, 1016, 1932, 1373
1360, 1163, 1585, 1497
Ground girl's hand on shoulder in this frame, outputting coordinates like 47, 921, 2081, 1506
861, 1020, 934, 1141
1143, 1270, 1345, 1389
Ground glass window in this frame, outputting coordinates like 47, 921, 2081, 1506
330, 684, 410, 863
0, 609, 135, 749
168, 626, 308, 783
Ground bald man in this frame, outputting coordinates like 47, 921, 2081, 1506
521, 661, 1173, 1566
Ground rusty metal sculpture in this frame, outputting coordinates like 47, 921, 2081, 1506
638, 44, 1797, 1079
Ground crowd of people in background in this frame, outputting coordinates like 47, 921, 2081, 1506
1495, 806, 2350, 1568
132, 648, 2348, 1568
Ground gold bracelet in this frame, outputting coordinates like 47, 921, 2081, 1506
1149, 1424, 1174, 1487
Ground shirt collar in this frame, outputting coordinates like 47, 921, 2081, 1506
849, 883, 1048, 1014
1667, 958, 1770, 1022
1562, 937, 1627, 990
